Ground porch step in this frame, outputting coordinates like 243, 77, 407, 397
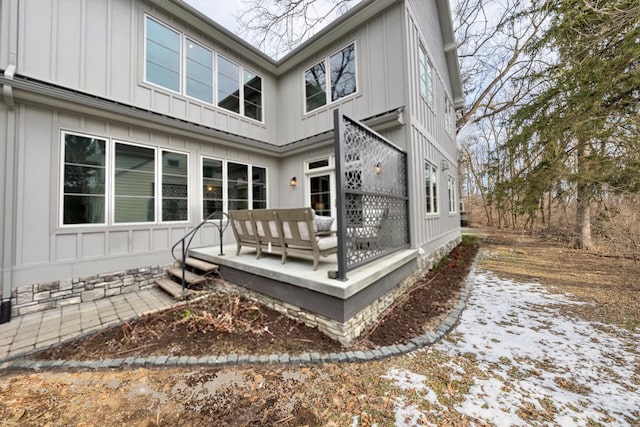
155, 278, 190, 300
182, 257, 219, 273
166, 267, 209, 286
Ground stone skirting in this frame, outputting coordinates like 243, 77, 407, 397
223, 237, 461, 344
10, 264, 174, 318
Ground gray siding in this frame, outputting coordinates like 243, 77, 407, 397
404, 2, 460, 252
276, 3, 407, 145
16, 0, 276, 143
7, 102, 279, 288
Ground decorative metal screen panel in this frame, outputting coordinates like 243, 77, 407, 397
334, 111, 409, 279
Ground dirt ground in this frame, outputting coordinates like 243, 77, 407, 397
1, 230, 638, 426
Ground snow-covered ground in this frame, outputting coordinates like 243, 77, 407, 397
384, 268, 640, 426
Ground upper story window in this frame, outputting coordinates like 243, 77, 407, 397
185, 39, 213, 104
445, 97, 455, 135
61, 131, 189, 227
144, 16, 263, 122
305, 43, 357, 113
418, 44, 434, 107
145, 18, 181, 92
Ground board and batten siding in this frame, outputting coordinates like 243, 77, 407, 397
276, 2, 407, 146
404, 3, 460, 253
7, 102, 277, 288
16, 0, 276, 144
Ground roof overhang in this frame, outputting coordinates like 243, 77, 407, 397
435, 0, 465, 110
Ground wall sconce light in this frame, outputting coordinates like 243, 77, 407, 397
290, 176, 297, 187
375, 162, 383, 175
441, 159, 450, 171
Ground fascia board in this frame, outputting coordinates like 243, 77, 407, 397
435, 0, 465, 110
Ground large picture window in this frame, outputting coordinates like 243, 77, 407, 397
305, 43, 357, 113
61, 132, 189, 226
202, 158, 268, 219
62, 133, 107, 225
419, 44, 434, 107
425, 161, 438, 214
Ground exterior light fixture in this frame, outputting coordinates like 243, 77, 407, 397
375, 162, 383, 175
290, 177, 297, 187
441, 159, 450, 171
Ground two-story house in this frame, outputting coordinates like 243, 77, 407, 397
0, 0, 463, 342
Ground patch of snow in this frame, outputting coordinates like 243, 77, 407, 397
383, 369, 428, 392
440, 269, 640, 426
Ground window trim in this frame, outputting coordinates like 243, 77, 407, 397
448, 175, 457, 214
144, 15, 182, 95
418, 43, 434, 108
60, 131, 191, 228
184, 36, 214, 105
60, 131, 110, 228
160, 148, 191, 223
200, 156, 269, 221
424, 160, 439, 216
143, 15, 265, 124
303, 41, 358, 115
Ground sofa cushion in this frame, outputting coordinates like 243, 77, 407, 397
314, 215, 334, 232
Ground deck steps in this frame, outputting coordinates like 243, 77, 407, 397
166, 267, 209, 286
155, 256, 219, 300
182, 257, 219, 273
155, 278, 190, 300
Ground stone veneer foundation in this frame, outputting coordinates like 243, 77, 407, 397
222, 237, 461, 344
9, 264, 174, 318
7, 237, 461, 344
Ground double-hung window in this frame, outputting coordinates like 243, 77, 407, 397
418, 44, 434, 107
61, 132, 189, 226
305, 43, 357, 113
425, 161, 438, 214
202, 158, 267, 219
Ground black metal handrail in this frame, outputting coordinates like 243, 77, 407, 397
171, 211, 228, 290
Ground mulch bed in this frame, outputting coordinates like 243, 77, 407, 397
33, 238, 480, 361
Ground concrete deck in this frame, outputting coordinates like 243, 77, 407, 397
189, 244, 418, 300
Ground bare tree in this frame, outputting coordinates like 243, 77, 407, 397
237, 0, 356, 58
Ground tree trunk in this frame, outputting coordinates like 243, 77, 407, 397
575, 141, 594, 250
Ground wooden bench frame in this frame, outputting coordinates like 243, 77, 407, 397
229, 208, 337, 270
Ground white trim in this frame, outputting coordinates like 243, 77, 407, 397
184, 36, 214, 105
143, 15, 183, 95
59, 131, 109, 229
160, 148, 191, 224
112, 140, 157, 226
303, 41, 359, 115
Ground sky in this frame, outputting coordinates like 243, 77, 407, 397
183, 0, 244, 33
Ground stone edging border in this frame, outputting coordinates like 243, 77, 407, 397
0, 266, 476, 372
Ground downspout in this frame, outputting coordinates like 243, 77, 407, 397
1, 0, 19, 324
1, 65, 16, 323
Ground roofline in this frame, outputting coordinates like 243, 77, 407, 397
435, 0, 465, 109
0, 74, 404, 157
162, 0, 464, 109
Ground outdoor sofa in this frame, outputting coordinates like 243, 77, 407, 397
229, 208, 337, 270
